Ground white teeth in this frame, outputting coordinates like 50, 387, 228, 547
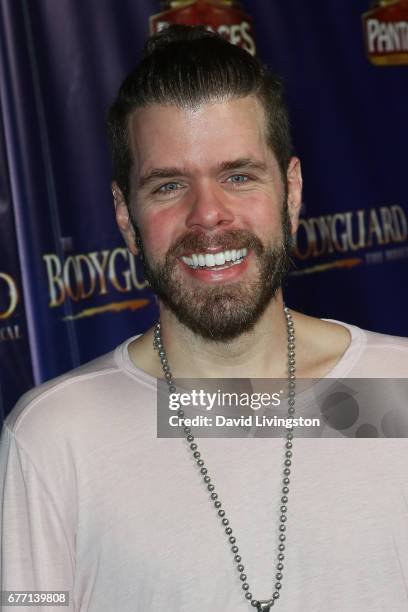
182, 248, 249, 269
205, 253, 215, 267
214, 252, 226, 265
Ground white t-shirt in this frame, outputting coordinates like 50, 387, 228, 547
1, 320, 408, 611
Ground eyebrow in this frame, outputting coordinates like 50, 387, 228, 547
217, 158, 268, 174
138, 167, 187, 190
137, 157, 268, 190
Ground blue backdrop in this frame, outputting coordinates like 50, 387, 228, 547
0, 0, 407, 418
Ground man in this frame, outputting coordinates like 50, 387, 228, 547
1, 26, 408, 612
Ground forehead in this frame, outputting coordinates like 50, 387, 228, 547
128, 96, 277, 176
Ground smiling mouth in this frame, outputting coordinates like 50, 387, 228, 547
180, 248, 248, 270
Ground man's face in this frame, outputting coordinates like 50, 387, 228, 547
119, 95, 301, 340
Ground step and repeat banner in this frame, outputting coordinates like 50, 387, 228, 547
0, 0, 407, 418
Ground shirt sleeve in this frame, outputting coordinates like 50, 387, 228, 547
0, 424, 75, 611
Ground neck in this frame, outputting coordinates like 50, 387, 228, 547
158, 291, 289, 379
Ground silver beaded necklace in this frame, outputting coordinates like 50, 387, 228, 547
153, 306, 296, 612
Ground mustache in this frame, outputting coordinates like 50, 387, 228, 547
167, 230, 265, 258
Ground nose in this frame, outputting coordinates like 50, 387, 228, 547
185, 182, 234, 231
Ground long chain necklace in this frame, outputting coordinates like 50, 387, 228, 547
153, 306, 296, 612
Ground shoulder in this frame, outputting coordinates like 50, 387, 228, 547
360, 326, 408, 350
6, 349, 119, 432
4, 338, 156, 449
292, 311, 408, 378
327, 319, 408, 378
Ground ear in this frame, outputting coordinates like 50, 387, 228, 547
112, 181, 138, 256
286, 157, 302, 235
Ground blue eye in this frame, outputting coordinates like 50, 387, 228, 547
158, 182, 181, 192
228, 174, 249, 184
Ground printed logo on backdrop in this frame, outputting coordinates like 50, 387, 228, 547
0, 271, 22, 342
42, 246, 151, 321
363, 0, 408, 65
149, 1, 256, 56
291, 204, 408, 276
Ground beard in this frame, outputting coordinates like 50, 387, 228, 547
134, 206, 293, 341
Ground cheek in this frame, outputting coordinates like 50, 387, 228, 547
137, 208, 178, 256
240, 196, 283, 236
